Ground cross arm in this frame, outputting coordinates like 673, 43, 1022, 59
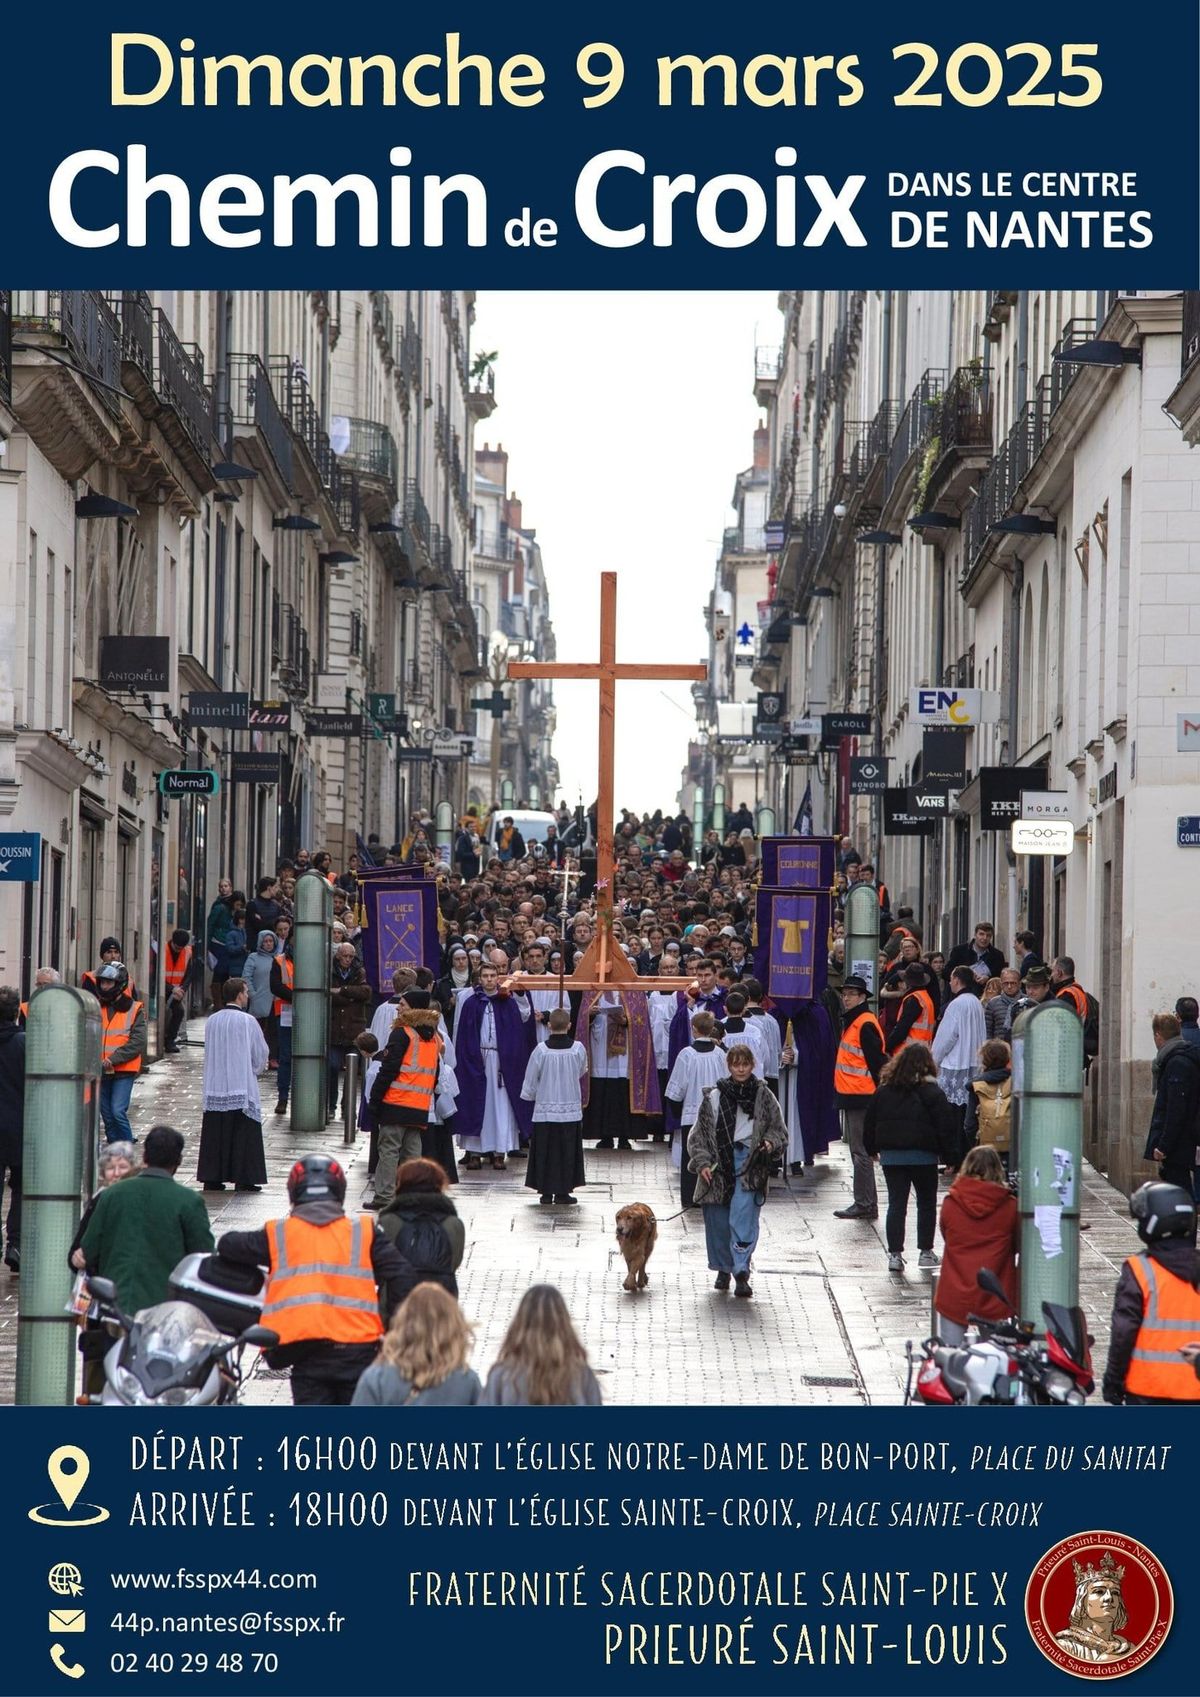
612, 664, 708, 680
507, 662, 602, 679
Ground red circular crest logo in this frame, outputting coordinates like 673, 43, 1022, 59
1025, 1530, 1173, 1679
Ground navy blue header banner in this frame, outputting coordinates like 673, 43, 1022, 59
1, 1, 1196, 284
4, 1408, 1194, 1696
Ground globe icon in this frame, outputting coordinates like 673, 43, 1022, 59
49, 1563, 83, 1597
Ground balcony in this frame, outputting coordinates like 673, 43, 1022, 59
0, 289, 11, 409
107, 291, 216, 492
474, 529, 520, 561
225, 354, 293, 492
10, 290, 124, 479
921, 364, 993, 509
754, 344, 781, 408
339, 416, 398, 493
467, 365, 496, 421
268, 356, 333, 500
885, 369, 945, 503
155, 310, 215, 461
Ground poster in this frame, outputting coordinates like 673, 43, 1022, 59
3, 4, 1198, 1696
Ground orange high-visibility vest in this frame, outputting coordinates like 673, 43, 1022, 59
1124, 1254, 1200, 1402
262, 1214, 383, 1348
101, 1001, 144, 1073
18, 1001, 29, 1025
383, 1032, 441, 1113
273, 956, 294, 1018
899, 988, 937, 1048
834, 1010, 884, 1096
164, 944, 192, 987
1057, 983, 1089, 1020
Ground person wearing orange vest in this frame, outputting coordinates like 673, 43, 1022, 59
217, 1154, 409, 1405
887, 963, 939, 1053
83, 937, 137, 1003
269, 946, 295, 1116
832, 976, 885, 1222
162, 928, 195, 1055
1103, 1183, 1200, 1404
95, 964, 146, 1143
17, 965, 60, 1028
368, 990, 444, 1206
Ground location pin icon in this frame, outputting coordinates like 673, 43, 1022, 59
48, 1446, 90, 1513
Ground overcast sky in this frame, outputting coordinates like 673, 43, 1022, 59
471, 291, 780, 815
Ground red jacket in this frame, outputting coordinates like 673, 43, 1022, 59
935, 1176, 1019, 1328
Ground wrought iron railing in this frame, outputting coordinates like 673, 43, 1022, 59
405, 479, 431, 551
339, 416, 398, 490
155, 311, 213, 456
226, 354, 293, 489
330, 457, 360, 537
115, 290, 154, 383
370, 290, 394, 364
474, 529, 520, 560
12, 290, 123, 417
935, 365, 992, 456
885, 369, 944, 498
269, 356, 332, 489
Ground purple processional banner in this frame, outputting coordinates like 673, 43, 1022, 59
753, 887, 832, 1011
359, 877, 440, 994
759, 835, 837, 889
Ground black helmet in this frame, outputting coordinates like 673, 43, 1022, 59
1130, 1181, 1195, 1244
287, 1154, 347, 1207
96, 963, 129, 995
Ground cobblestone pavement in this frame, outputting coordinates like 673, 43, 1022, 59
0, 1018, 1143, 1407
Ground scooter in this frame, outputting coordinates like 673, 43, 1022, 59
905, 1269, 1094, 1407
82, 1277, 276, 1407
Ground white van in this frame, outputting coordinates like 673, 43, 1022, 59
485, 809, 559, 860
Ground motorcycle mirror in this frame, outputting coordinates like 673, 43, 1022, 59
238, 1326, 280, 1349
976, 1267, 1008, 1302
88, 1276, 117, 1302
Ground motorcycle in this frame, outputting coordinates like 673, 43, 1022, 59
82, 1276, 277, 1407
905, 1269, 1094, 1407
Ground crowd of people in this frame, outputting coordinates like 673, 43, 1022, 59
4, 805, 1200, 1406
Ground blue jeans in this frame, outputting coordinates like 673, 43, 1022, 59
702, 1143, 764, 1275
100, 1073, 136, 1142
276, 1025, 292, 1106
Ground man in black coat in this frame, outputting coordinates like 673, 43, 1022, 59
1145, 1012, 1200, 1198
944, 921, 1006, 992
0, 987, 26, 1273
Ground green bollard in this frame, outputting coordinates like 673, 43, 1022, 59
843, 881, 881, 1012
1010, 999, 1083, 1324
16, 985, 101, 1406
694, 785, 707, 840
500, 779, 515, 808
756, 805, 777, 839
291, 870, 332, 1135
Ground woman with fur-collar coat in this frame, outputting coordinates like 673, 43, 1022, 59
687, 1045, 787, 1299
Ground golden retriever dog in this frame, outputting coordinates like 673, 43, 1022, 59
615, 1203, 658, 1292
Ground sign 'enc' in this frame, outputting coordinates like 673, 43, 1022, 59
910, 688, 1002, 726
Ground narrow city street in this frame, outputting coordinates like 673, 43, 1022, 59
0, 1019, 1143, 1408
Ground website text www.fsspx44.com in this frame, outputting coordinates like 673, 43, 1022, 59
110, 1567, 317, 1594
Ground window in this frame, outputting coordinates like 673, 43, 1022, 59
25, 530, 38, 724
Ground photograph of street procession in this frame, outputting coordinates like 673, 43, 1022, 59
1, 285, 1198, 1409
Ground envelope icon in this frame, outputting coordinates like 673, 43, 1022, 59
49, 1610, 86, 1633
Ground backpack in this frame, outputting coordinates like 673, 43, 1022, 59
972, 1077, 1012, 1152
395, 1211, 453, 1273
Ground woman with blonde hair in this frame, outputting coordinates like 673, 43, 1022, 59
480, 1284, 602, 1405
351, 1283, 480, 1406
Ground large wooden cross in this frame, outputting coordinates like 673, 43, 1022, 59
506, 571, 706, 991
